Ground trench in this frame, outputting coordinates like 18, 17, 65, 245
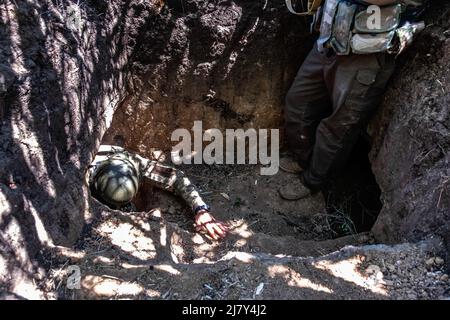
92, 16, 384, 244
85, 0, 390, 250
95, 127, 382, 243
3, 0, 448, 300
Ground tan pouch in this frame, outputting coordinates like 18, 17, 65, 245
350, 31, 396, 54
354, 4, 402, 33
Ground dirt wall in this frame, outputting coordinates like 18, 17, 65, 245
369, 1, 450, 251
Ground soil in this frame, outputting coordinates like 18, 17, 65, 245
26, 160, 450, 300
36, 215, 450, 300
369, 0, 450, 247
0, 0, 449, 300
134, 146, 380, 242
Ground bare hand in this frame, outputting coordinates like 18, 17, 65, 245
194, 210, 229, 240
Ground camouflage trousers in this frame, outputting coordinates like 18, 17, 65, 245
285, 44, 396, 189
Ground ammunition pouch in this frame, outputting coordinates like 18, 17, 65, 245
322, 0, 425, 55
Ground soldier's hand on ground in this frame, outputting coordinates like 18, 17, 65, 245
194, 210, 229, 240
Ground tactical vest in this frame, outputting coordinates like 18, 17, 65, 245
316, 0, 426, 56
317, 0, 340, 53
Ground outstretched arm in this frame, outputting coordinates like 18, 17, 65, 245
140, 160, 207, 210
140, 160, 229, 240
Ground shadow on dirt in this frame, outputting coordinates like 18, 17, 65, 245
0, 0, 139, 297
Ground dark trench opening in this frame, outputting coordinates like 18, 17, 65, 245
323, 135, 382, 237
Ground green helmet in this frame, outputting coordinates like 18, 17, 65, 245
92, 155, 140, 208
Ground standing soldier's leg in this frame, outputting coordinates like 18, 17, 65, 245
284, 44, 332, 171
303, 53, 396, 190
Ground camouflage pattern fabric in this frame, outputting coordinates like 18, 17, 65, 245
88, 145, 207, 212
317, 0, 425, 55
317, 0, 340, 53
330, 1, 357, 55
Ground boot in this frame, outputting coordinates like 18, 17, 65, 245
278, 175, 312, 200
279, 156, 304, 174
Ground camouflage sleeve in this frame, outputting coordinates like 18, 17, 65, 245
141, 161, 207, 212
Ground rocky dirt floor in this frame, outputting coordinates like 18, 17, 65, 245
37, 216, 450, 300
32, 163, 450, 300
